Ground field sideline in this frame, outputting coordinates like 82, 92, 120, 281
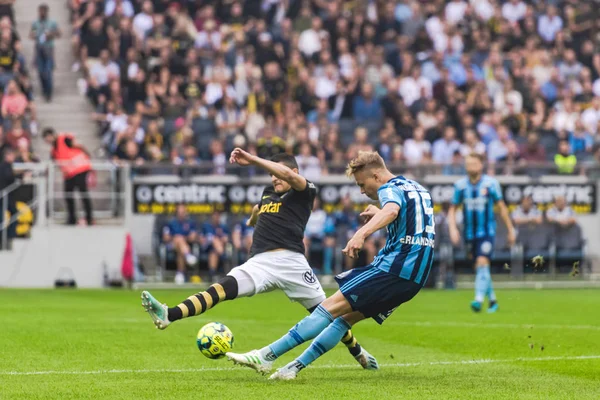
1, 289, 599, 399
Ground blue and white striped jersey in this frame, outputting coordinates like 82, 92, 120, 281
372, 176, 435, 286
452, 175, 503, 240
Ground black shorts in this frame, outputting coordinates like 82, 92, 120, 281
335, 265, 422, 325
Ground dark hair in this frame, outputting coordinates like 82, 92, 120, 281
42, 127, 55, 138
270, 153, 298, 170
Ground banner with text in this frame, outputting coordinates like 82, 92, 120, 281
133, 181, 596, 215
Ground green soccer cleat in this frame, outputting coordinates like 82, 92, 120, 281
141, 290, 171, 330
355, 348, 379, 370
226, 350, 273, 375
487, 301, 499, 313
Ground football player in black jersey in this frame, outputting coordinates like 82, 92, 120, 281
142, 148, 378, 370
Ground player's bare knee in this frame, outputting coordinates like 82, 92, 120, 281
475, 256, 490, 267
342, 311, 365, 326
321, 291, 353, 319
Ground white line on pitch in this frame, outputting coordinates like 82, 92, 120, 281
386, 321, 600, 331
120, 318, 600, 331
2, 355, 599, 376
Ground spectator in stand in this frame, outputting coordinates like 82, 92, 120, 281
443, 150, 466, 175
5, 117, 30, 150
546, 195, 577, 228
568, 121, 594, 158
581, 97, 600, 134
295, 142, 321, 182
114, 138, 143, 165
460, 129, 486, 157
432, 126, 461, 165
538, 5, 563, 45
404, 126, 431, 166
30, 3, 61, 102
554, 140, 577, 174
487, 125, 514, 163
346, 127, 374, 160
256, 125, 285, 159
520, 132, 546, 164
2, 79, 28, 121
216, 95, 246, 139
87, 49, 120, 105
0, 29, 17, 88
209, 139, 227, 175
80, 15, 110, 73
512, 195, 543, 233
0, 146, 17, 246
162, 204, 198, 285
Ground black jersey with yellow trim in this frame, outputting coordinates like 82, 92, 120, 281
249, 180, 317, 258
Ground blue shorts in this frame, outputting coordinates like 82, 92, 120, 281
466, 236, 495, 260
335, 265, 422, 325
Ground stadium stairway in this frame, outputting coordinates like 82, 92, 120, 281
15, 0, 99, 161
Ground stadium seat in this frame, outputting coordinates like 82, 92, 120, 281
520, 223, 554, 274
554, 223, 586, 274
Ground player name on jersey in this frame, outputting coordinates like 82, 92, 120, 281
399, 235, 435, 248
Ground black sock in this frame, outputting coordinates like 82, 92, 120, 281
341, 330, 362, 357
167, 276, 238, 322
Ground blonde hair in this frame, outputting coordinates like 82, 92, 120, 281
466, 152, 485, 163
346, 151, 386, 177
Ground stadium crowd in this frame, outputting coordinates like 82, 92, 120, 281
68, 0, 600, 178
0, 1, 41, 165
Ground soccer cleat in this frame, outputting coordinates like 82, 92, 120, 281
470, 300, 482, 313
226, 350, 273, 375
355, 348, 379, 370
269, 368, 298, 381
175, 272, 185, 285
487, 301, 499, 313
141, 291, 171, 330
268, 361, 304, 380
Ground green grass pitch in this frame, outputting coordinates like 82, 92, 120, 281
1, 288, 599, 399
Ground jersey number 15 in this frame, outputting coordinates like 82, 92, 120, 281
408, 191, 435, 235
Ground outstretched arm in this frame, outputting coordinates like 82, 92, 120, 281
448, 204, 460, 246
229, 148, 307, 191
343, 203, 400, 259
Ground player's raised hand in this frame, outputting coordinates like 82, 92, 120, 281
343, 235, 364, 259
229, 148, 255, 166
360, 205, 380, 223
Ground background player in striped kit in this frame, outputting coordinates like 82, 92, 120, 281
227, 151, 435, 380
448, 153, 515, 313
